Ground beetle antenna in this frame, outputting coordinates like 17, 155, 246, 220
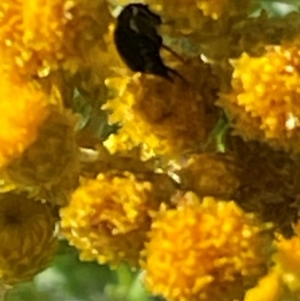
162, 45, 185, 63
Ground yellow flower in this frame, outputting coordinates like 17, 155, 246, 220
219, 45, 300, 153
0, 0, 112, 76
0, 192, 58, 284
3, 109, 79, 206
104, 58, 219, 159
60, 172, 170, 267
103, 76, 167, 159
143, 192, 272, 301
178, 153, 240, 199
0, 73, 49, 168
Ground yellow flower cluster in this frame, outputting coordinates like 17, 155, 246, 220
143, 192, 272, 301
104, 58, 219, 159
60, 172, 171, 267
2, 0, 300, 300
103, 76, 165, 158
219, 45, 300, 153
0, 192, 57, 284
0, 0, 112, 77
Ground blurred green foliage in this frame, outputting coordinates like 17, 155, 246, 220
6, 241, 157, 301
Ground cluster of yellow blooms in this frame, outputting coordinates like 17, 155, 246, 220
103, 57, 219, 159
143, 193, 272, 301
219, 45, 300, 153
1, 0, 300, 301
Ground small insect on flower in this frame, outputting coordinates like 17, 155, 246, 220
114, 3, 184, 82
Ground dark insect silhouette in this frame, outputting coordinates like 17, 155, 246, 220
114, 3, 184, 82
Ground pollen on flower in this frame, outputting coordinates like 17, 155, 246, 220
60, 172, 167, 268
143, 192, 272, 301
0, 192, 58, 284
218, 45, 300, 153
0, 73, 50, 168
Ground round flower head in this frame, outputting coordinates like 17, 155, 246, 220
60, 172, 171, 267
143, 192, 272, 301
0, 0, 112, 77
0, 72, 49, 168
104, 58, 219, 159
4, 109, 79, 206
0, 192, 58, 284
219, 45, 300, 153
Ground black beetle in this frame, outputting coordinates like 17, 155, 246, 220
114, 3, 183, 82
